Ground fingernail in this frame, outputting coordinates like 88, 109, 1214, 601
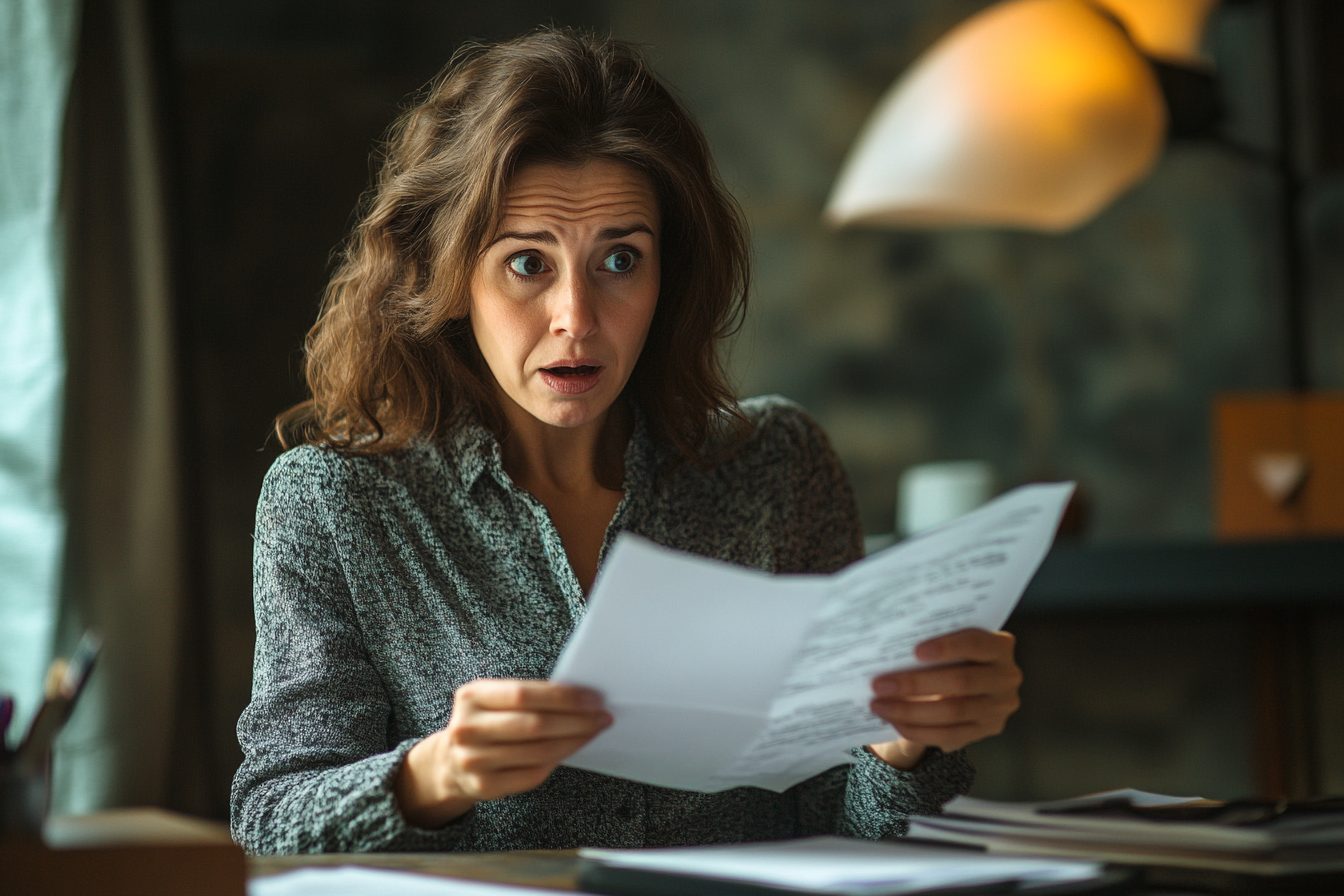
874, 678, 901, 697
579, 691, 604, 709
600, 712, 614, 728
915, 641, 940, 662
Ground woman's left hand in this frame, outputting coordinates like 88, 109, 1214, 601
865, 628, 1022, 770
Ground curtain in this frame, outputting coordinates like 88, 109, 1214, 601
0, 1, 80, 744
51, 0, 192, 812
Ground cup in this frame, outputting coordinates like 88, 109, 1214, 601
898, 460, 995, 537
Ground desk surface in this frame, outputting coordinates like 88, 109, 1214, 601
247, 850, 1318, 896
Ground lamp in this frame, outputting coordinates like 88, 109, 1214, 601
821, 0, 1223, 539
1097, 0, 1219, 62
826, 0, 1344, 542
824, 0, 1219, 231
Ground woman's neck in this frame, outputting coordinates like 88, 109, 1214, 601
497, 395, 631, 496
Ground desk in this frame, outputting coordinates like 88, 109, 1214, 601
19, 811, 1333, 896
246, 850, 1319, 896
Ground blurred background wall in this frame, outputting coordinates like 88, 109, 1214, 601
48, 0, 1341, 818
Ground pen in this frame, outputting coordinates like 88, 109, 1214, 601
14, 631, 102, 772
61, 632, 102, 701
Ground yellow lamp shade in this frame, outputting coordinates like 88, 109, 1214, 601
825, 0, 1167, 232
1095, 0, 1219, 63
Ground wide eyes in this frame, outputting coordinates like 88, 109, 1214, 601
505, 248, 641, 279
601, 250, 636, 274
508, 254, 546, 277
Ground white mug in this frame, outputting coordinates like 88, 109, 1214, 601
898, 461, 995, 537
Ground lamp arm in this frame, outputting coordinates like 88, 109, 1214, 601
1209, 136, 1282, 169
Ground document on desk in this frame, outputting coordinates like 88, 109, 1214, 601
250, 867, 549, 896
551, 481, 1074, 793
580, 836, 1104, 895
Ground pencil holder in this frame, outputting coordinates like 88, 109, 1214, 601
0, 757, 46, 839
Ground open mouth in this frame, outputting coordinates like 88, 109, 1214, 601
538, 363, 604, 395
541, 365, 601, 377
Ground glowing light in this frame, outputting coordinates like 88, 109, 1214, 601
1095, 0, 1219, 62
825, 0, 1172, 232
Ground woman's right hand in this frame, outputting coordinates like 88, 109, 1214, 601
394, 679, 612, 829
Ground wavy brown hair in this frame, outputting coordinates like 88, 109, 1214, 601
276, 27, 751, 463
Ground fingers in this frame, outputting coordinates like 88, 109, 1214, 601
874, 659, 1022, 699
427, 679, 617, 807
872, 629, 1019, 700
453, 680, 611, 746
446, 728, 603, 802
457, 678, 604, 712
454, 765, 554, 802
453, 708, 613, 745
865, 630, 1023, 760
456, 734, 597, 777
870, 692, 1019, 729
914, 628, 1015, 664
867, 692, 1019, 755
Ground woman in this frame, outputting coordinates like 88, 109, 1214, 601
232, 27, 1022, 854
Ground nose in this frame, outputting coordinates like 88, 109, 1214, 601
550, 266, 599, 340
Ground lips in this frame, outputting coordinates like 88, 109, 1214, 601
538, 360, 604, 395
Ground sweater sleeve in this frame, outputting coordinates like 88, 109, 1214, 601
754, 398, 866, 576
835, 747, 975, 838
753, 400, 976, 837
230, 448, 471, 854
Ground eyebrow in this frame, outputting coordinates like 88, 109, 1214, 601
487, 223, 655, 248
490, 230, 557, 246
598, 224, 656, 241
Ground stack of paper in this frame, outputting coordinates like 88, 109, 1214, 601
579, 836, 1106, 895
907, 789, 1344, 876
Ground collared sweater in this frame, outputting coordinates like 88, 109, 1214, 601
231, 395, 974, 854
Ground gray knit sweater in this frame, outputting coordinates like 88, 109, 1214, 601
231, 396, 974, 854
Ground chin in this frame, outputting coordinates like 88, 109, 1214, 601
533, 397, 608, 430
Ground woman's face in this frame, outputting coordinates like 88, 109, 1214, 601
470, 160, 661, 431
